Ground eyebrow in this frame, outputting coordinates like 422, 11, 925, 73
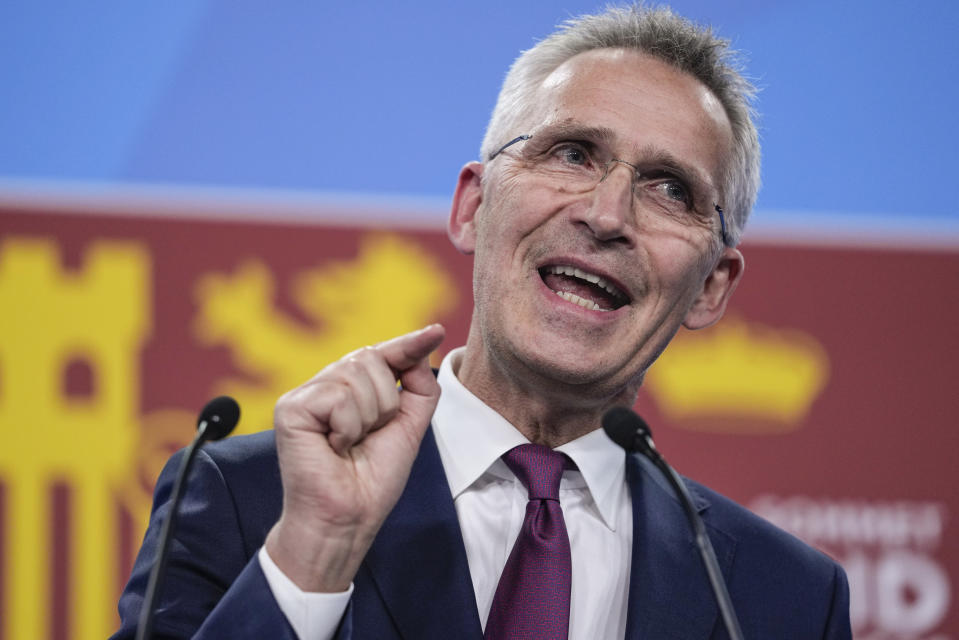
527, 123, 618, 149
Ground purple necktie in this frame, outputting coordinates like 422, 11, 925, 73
484, 444, 572, 640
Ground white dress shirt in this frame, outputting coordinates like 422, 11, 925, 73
260, 347, 633, 640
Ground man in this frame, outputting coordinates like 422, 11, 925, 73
114, 5, 851, 639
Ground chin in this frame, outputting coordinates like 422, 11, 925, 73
515, 340, 641, 395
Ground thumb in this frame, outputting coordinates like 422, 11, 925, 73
375, 324, 446, 377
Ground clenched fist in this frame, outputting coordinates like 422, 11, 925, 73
265, 324, 446, 592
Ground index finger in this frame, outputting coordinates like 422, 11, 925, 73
374, 324, 446, 375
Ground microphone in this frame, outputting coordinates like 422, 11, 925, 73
136, 396, 240, 640
602, 407, 744, 640
196, 394, 241, 442
603, 406, 656, 457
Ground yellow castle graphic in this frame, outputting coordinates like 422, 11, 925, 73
0, 238, 151, 640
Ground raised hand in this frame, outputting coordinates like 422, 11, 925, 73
264, 323, 445, 592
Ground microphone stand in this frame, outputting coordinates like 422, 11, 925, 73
603, 407, 744, 640
639, 442, 744, 640
135, 396, 240, 640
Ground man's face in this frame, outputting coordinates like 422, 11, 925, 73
450, 48, 743, 404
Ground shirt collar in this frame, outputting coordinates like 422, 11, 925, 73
432, 347, 627, 531
433, 348, 527, 498
555, 429, 627, 532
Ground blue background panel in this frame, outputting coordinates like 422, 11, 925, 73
2, 1, 958, 226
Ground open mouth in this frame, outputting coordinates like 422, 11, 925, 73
539, 264, 630, 312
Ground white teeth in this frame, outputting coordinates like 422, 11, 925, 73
546, 265, 623, 299
555, 290, 605, 311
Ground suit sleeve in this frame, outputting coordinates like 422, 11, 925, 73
823, 563, 853, 640
111, 447, 340, 639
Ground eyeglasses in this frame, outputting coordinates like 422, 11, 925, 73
488, 133, 729, 246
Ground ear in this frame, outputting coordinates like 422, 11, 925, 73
447, 162, 484, 255
683, 247, 745, 330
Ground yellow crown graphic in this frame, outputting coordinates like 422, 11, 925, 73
644, 317, 829, 432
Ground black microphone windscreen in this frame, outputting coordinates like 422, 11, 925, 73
602, 406, 652, 452
197, 395, 240, 441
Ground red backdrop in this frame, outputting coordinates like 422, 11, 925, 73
1, 201, 956, 639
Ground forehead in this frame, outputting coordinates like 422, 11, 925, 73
530, 48, 732, 178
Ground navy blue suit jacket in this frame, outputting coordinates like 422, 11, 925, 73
113, 428, 851, 639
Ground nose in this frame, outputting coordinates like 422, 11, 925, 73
576, 160, 635, 244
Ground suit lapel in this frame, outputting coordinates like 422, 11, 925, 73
363, 427, 484, 639
623, 454, 737, 640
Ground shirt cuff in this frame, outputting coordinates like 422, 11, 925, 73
258, 546, 353, 640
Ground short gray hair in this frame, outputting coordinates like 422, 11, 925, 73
481, 4, 760, 246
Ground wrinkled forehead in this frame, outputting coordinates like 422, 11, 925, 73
518, 48, 733, 179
